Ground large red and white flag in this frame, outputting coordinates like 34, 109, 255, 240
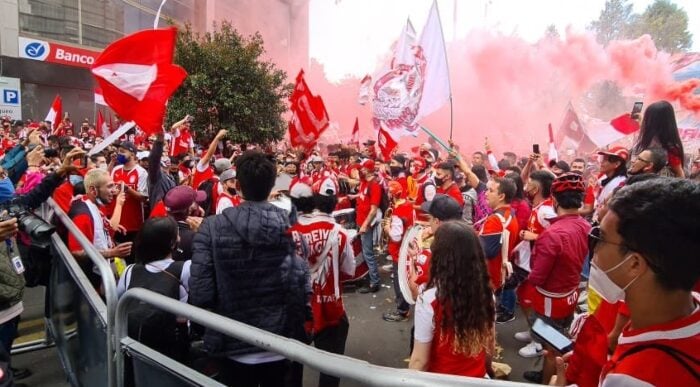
96, 110, 110, 138
378, 125, 399, 161
91, 27, 187, 135
44, 95, 62, 130
351, 117, 360, 146
94, 88, 107, 106
414, 0, 451, 123
288, 70, 330, 150
585, 113, 640, 148
548, 123, 559, 162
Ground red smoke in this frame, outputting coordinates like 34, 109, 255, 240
304, 30, 699, 155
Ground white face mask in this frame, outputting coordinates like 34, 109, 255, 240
589, 254, 640, 303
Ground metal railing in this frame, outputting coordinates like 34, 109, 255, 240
44, 198, 119, 387
116, 288, 529, 387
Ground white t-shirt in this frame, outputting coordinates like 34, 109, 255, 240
414, 286, 438, 344
86, 199, 112, 251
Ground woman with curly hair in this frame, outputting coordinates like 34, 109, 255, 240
408, 221, 496, 377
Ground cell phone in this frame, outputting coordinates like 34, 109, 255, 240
631, 102, 643, 117
533, 144, 540, 154
121, 182, 125, 192
531, 318, 574, 354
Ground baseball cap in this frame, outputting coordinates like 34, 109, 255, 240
136, 151, 150, 161
362, 139, 376, 146
360, 159, 375, 171
310, 155, 324, 163
290, 181, 313, 199
548, 159, 571, 173
598, 146, 629, 162
213, 158, 232, 173
118, 141, 137, 154
164, 186, 206, 213
316, 177, 337, 196
420, 194, 462, 221
220, 168, 236, 182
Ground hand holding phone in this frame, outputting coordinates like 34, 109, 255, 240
533, 144, 541, 154
631, 102, 643, 119
531, 318, 574, 354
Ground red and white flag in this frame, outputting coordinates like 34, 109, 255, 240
548, 123, 559, 163
378, 125, 399, 161
91, 27, 187, 135
94, 88, 107, 106
358, 75, 372, 105
96, 110, 110, 138
288, 70, 330, 150
351, 117, 360, 146
44, 95, 62, 130
414, 0, 451, 123
585, 114, 640, 148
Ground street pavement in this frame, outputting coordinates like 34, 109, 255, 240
14, 268, 540, 386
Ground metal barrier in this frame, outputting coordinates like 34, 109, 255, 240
116, 288, 529, 387
44, 198, 119, 387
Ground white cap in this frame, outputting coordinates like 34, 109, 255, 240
310, 155, 324, 163
318, 178, 337, 196
136, 151, 150, 160
290, 182, 313, 199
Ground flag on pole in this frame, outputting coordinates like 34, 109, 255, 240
108, 111, 114, 133
91, 27, 187, 135
378, 125, 399, 161
548, 123, 559, 163
288, 70, 330, 150
44, 95, 62, 130
414, 0, 451, 123
94, 88, 107, 106
96, 110, 110, 138
358, 75, 372, 105
585, 114, 640, 148
351, 117, 360, 146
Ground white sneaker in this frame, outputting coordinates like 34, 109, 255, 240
514, 330, 532, 343
518, 341, 543, 358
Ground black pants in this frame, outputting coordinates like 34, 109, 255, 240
287, 315, 350, 387
314, 315, 349, 387
217, 358, 288, 387
391, 262, 410, 314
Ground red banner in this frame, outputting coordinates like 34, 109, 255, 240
288, 70, 330, 149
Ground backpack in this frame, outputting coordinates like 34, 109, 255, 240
126, 261, 186, 346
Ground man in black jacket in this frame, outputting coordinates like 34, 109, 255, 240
190, 151, 311, 386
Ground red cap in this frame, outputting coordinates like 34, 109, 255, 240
597, 146, 629, 162
361, 159, 375, 171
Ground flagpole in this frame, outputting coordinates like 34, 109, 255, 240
154, 0, 168, 29
420, 125, 450, 152
433, 0, 453, 141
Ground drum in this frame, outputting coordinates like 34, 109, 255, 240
398, 225, 426, 304
332, 208, 356, 230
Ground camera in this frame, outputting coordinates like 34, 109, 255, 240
0, 199, 56, 248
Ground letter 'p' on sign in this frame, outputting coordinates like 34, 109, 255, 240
2, 90, 19, 105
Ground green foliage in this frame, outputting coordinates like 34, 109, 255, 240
589, 0, 636, 45
589, 0, 692, 53
631, 0, 692, 53
167, 22, 293, 145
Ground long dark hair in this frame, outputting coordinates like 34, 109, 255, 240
427, 221, 495, 356
635, 100, 684, 163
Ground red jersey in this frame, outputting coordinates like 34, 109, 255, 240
584, 186, 595, 206
68, 196, 114, 253
415, 176, 436, 222
479, 207, 520, 289
170, 128, 193, 156
191, 162, 214, 190
527, 198, 556, 235
387, 200, 415, 262
356, 178, 381, 227
414, 287, 488, 377
110, 165, 148, 232
600, 295, 700, 387
437, 182, 465, 207
290, 213, 355, 334
215, 191, 241, 214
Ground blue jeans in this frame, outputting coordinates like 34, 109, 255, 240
500, 288, 516, 314
360, 225, 380, 287
0, 316, 19, 366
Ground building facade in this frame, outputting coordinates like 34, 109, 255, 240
0, 0, 196, 122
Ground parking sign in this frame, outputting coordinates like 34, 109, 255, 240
0, 77, 22, 120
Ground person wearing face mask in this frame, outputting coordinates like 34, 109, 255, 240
68, 169, 133, 287
406, 157, 427, 203
389, 155, 408, 192
519, 173, 591, 384
350, 159, 382, 293
551, 178, 700, 387
164, 186, 205, 262
215, 169, 242, 214
109, 141, 148, 262
433, 161, 464, 208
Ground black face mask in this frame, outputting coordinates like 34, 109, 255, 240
390, 166, 403, 177
227, 187, 237, 196
434, 177, 444, 186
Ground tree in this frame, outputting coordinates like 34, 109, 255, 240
167, 22, 292, 145
630, 0, 692, 53
589, 0, 636, 45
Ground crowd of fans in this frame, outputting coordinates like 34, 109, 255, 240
0, 99, 697, 386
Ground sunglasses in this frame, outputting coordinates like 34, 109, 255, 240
588, 226, 628, 251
